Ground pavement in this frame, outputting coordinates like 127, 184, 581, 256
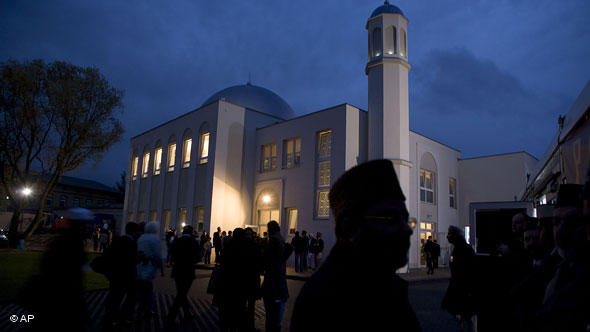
1, 264, 457, 331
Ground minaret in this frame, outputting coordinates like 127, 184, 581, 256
366, 1, 412, 199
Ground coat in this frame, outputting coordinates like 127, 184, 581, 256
170, 234, 201, 280
442, 240, 475, 317
105, 234, 137, 282
291, 242, 420, 332
261, 232, 289, 301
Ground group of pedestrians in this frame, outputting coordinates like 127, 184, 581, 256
291, 230, 324, 272
441, 182, 590, 331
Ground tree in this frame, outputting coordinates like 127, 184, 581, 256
115, 171, 126, 194
0, 59, 124, 246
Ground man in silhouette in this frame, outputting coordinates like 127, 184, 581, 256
262, 220, 290, 332
291, 159, 419, 331
166, 225, 201, 325
213, 226, 222, 263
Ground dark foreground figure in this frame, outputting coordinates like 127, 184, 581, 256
291, 159, 420, 331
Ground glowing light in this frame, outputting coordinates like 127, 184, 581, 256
262, 195, 271, 203
387, 51, 393, 55
21, 187, 32, 196
181, 222, 186, 228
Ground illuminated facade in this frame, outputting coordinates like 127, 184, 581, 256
123, 2, 536, 267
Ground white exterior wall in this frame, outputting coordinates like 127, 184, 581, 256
458, 152, 538, 229
407, 131, 461, 268
254, 104, 366, 254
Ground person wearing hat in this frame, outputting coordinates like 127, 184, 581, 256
166, 225, 201, 325
290, 159, 419, 331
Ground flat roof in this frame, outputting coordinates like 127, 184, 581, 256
459, 151, 538, 161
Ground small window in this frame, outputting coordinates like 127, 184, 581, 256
73, 197, 80, 207
317, 190, 330, 217
182, 138, 192, 168
261, 143, 277, 172
449, 177, 457, 209
195, 206, 204, 232
132, 156, 139, 180
283, 137, 301, 168
150, 210, 157, 221
420, 169, 435, 204
167, 143, 176, 172
154, 148, 162, 175
199, 132, 210, 164
60, 195, 67, 208
142, 152, 150, 178
318, 161, 331, 187
138, 211, 145, 223
127, 212, 134, 222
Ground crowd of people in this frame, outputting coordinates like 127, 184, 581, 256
442, 182, 590, 332
15, 159, 590, 332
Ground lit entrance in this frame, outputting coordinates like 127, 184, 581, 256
419, 222, 435, 266
258, 209, 279, 235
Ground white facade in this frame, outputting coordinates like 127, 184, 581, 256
123, 3, 536, 268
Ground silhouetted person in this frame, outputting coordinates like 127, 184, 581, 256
292, 231, 304, 272
291, 159, 419, 332
309, 232, 324, 270
102, 221, 140, 329
166, 225, 201, 325
214, 227, 222, 263
424, 236, 436, 275
20, 208, 91, 331
432, 239, 441, 271
301, 230, 309, 271
262, 220, 290, 332
165, 228, 175, 266
442, 225, 475, 332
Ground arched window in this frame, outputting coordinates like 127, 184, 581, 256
384, 26, 395, 55
181, 129, 192, 168
167, 135, 177, 172
372, 28, 382, 58
198, 122, 210, 164
393, 26, 398, 54
401, 28, 407, 57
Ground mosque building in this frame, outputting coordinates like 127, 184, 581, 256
123, 1, 536, 268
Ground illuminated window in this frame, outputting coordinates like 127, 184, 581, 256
261, 143, 277, 172
318, 130, 332, 158
167, 143, 176, 172
372, 28, 382, 58
420, 169, 435, 204
128, 212, 134, 222
449, 177, 457, 208
195, 206, 204, 232
182, 138, 192, 168
142, 152, 150, 178
318, 161, 331, 187
132, 156, 139, 180
286, 208, 298, 235
154, 148, 162, 175
283, 137, 301, 168
317, 190, 330, 217
150, 210, 157, 222
138, 211, 145, 223
178, 208, 187, 227
163, 209, 171, 230
199, 132, 209, 164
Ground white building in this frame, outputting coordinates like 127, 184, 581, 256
123, 2, 536, 268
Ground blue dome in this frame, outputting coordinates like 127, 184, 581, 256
202, 83, 295, 120
370, 1, 405, 19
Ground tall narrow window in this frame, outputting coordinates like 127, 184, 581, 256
195, 206, 204, 232
128, 212, 134, 222
182, 138, 192, 168
154, 148, 162, 175
132, 156, 139, 180
286, 208, 298, 235
449, 177, 457, 208
142, 152, 150, 178
420, 169, 435, 204
138, 211, 145, 223
73, 197, 80, 207
150, 210, 157, 222
372, 28, 382, 58
199, 132, 210, 164
316, 130, 332, 218
261, 143, 277, 172
401, 29, 407, 57
167, 143, 176, 172
163, 209, 171, 230
178, 208, 187, 228
283, 137, 301, 168
393, 26, 398, 54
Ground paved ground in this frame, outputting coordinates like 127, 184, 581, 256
1, 267, 460, 331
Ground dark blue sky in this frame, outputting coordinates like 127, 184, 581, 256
2, 0, 589, 187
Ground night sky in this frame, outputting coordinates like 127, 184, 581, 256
2, 0, 589, 187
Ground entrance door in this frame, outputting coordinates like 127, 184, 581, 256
419, 222, 435, 266
258, 209, 279, 235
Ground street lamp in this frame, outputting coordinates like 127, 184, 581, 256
21, 187, 32, 197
